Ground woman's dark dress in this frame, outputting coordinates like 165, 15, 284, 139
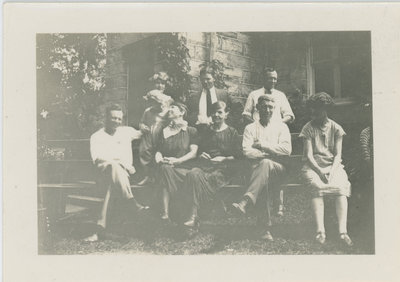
190, 126, 242, 208
156, 126, 199, 194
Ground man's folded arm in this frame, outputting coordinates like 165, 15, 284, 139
270, 125, 292, 156
242, 126, 265, 159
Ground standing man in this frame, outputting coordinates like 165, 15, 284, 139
233, 95, 292, 241
242, 68, 295, 125
187, 66, 231, 129
84, 104, 148, 242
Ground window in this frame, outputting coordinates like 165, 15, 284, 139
311, 32, 371, 101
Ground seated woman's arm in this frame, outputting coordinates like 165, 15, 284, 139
304, 138, 329, 183
210, 129, 241, 162
155, 151, 164, 164
329, 135, 343, 181
164, 144, 198, 165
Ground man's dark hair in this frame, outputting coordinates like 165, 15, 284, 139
263, 67, 277, 75
307, 92, 334, 109
257, 94, 276, 106
106, 104, 123, 115
200, 66, 215, 77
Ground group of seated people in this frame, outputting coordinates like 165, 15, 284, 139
85, 67, 355, 247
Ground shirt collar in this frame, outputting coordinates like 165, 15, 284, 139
203, 87, 216, 94
168, 119, 188, 130
163, 120, 188, 139
263, 87, 275, 94
257, 119, 272, 128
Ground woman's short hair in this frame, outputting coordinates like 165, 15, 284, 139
171, 101, 188, 118
211, 101, 229, 114
307, 92, 334, 109
149, 71, 169, 82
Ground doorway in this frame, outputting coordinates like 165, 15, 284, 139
123, 37, 156, 127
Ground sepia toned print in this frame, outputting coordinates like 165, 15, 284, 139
37, 31, 374, 255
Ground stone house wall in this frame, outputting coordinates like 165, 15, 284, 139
104, 32, 371, 133
104, 33, 154, 116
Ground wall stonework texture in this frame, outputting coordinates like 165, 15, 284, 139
105, 33, 311, 125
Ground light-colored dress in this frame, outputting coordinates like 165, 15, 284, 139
299, 119, 351, 197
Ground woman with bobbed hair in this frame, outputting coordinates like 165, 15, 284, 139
300, 92, 353, 246
149, 71, 170, 93
183, 101, 241, 227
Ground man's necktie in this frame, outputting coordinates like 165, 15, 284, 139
206, 89, 213, 117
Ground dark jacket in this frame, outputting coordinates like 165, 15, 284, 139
186, 88, 231, 126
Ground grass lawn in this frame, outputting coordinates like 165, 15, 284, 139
40, 188, 374, 255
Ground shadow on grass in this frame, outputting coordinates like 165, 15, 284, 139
41, 188, 374, 255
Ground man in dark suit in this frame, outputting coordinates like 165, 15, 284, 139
186, 66, 231, 129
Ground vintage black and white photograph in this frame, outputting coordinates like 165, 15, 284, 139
37, 31, 374, 255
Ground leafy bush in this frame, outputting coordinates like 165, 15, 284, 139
155, 33, 192, 102
199, 59, 229, 89
37, 33, 107, 140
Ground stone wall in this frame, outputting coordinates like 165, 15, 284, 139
185, 32, 263, 104
260, 33, 310, 132
263, 33, 309, 98
105, 33, 309, 126
105, 33, 310, 128
104, 33, 155, 118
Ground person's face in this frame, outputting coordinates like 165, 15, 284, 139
106, 110, 123, 131
200, 73, 215, 90
310, 107, 328, 124
263, 71, 278, 90
258, 100, 275, 122
167, 104, 184, 119
211, 107, 228, 125
154, 79, 166, 92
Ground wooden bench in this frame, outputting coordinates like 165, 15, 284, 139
38, 134, 304, 222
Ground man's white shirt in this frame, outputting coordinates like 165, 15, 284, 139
242, 121, 292, 159
242, 87, 294, 122
90, 126, 142, 172
197, 87, 217, 125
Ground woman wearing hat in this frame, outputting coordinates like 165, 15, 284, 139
138, 89, 173, 185
153, 102, 201, 222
